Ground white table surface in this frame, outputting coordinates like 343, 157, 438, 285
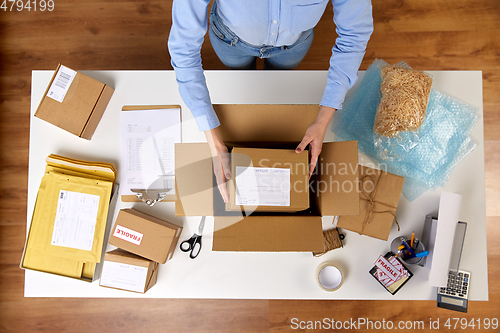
25, 70, 487, 300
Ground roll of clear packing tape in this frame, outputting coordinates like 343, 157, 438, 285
316, 262, 344, 292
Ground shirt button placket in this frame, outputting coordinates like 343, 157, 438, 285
270, 19, 278, 45
269, 0, 279, 46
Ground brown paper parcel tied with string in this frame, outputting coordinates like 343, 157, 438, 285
337, 165, 405, 241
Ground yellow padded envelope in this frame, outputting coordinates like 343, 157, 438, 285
22, 154, 115, 279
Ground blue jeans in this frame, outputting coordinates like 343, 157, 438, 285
209, 3, 314, 70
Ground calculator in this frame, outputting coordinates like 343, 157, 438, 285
437, 269, 471, 313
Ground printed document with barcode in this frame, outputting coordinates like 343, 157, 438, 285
46, 65, 77, 103
51, 190, 100, 251
120, 108, 181, 196
235, 166, 291, 206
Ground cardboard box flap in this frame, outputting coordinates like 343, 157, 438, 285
80, 84, 115, 139
213, 216, 324, 252
315, 141, 360, 216
124, 208, 181, 230
214, 104, 318, 144
104, 249, 150, 267
175, 143, 214, 216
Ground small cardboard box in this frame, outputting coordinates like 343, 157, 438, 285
34, 64, 114, 139
227, 147, 309, 213
109, 208, 182, 264
99, 249, 158, 293
175, 104, 360, 252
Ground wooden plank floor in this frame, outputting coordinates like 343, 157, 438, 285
1, 0, 499, 331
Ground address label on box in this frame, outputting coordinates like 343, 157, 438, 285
113, 225, 143, 245
100, 260, 148, 293
47, 65, 77, 103
235, 166, 291, 206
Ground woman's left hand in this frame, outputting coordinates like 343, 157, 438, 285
295, 105, 336, 177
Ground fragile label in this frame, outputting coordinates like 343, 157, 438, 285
113, 225, 143, 245
374, 255, 401, 282
374, 255, 409, 288
46, 65, 77, 103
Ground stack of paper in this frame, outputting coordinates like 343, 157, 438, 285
22, 154, 116, 280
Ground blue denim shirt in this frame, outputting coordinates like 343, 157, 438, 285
168, 0, 373, 132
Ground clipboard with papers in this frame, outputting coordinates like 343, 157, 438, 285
120, 105, 182, 205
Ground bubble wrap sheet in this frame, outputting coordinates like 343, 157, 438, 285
332, 60, 479, 201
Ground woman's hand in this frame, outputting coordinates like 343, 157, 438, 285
205, 127, 231, 203
295, 106, 336, 177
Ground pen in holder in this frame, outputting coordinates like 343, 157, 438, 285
390, 236, 427, 265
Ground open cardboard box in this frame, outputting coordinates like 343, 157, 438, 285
175, 105, 360, 252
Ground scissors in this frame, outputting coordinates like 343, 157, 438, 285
180, 216, 205, 259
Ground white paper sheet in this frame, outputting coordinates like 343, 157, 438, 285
46, 65, 76, 103
235, 166, 290, 206
100, 261, 149, 293
429, 191, 463, 287
120, 109, 181, 196
51, 190, 100, 251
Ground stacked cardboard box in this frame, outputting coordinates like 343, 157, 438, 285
100, 208, 182, 293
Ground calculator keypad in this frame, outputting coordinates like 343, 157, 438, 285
438, 270, 470, 300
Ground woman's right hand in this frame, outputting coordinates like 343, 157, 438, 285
204, 127, 231, 203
